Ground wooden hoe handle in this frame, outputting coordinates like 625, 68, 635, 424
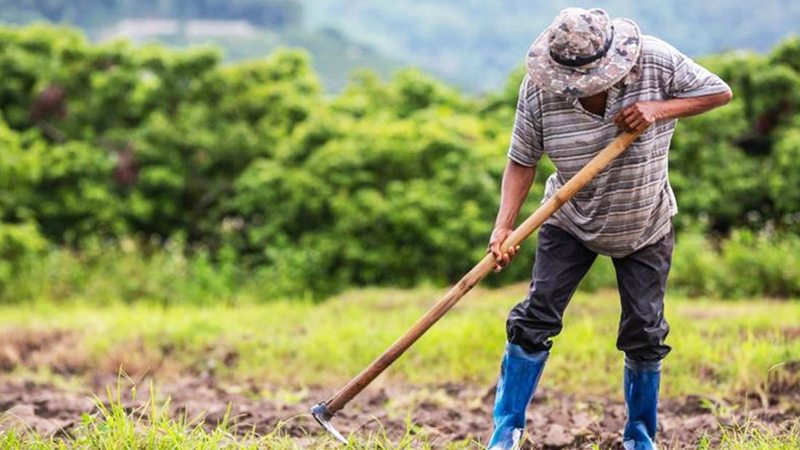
320, 131, 642, 415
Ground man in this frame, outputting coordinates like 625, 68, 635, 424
486, 7, 732, 450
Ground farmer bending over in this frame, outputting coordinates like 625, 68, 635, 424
487, 8, 731, 450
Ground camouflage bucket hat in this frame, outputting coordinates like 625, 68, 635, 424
527, 7, 642, 97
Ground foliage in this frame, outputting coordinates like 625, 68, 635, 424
233, 97, 499, 293
0, 222, 46, 298
670, 228, 800, 299
2, 226, 799, 312
2, 237, 249, 307
0, 26, 799, 300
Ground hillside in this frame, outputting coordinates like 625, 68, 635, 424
301, 0, 800, 91
0, 0, 397, 92
3, 1, 799, 91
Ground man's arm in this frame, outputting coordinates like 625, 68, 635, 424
488, 159, 537, 272
615, 90, 733, 133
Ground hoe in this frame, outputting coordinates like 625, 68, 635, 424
311, 131, 642, 443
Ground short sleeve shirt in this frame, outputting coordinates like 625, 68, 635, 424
508, 35, 731, 257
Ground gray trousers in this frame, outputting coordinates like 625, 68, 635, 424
507, 224, 673, 362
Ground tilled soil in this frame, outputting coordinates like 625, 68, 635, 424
1, 378, 797, 449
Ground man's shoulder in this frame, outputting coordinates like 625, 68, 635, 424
519, 74, 558, 106
520, 74, 537, 95
640, 35, 680, 62
518, 74, 547, 106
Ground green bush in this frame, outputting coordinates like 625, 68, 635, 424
720, 229, 800, 298
231, 110, 504, 295
669, 227, 728, 297
5, 226, 799, 305
670, 228, 800, 299
4, 236, 248, 306
0, 25, 799, 301
0, 221, 47, 297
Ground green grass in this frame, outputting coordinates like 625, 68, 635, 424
2, 285, 799, 399
711, 424, 800, 450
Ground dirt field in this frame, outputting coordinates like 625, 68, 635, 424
2, 292, 799, 448
1, 376, 797, 449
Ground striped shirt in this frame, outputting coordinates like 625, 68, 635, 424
508, 35, 730, 257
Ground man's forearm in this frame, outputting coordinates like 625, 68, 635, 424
495, 160, 536, 229
616, 90, 732, 132
656, 90, 733, 120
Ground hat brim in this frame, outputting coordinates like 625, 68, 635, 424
526, 18, 642, 97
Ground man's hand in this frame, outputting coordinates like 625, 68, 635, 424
488, 226, 520, 272
614, 101, 662, 133
615, 92, 733, 133
490, 159, 535, 272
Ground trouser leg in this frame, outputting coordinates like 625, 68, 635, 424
612, 227, 673, 362
487, 225, 596, 450
613, 227, 674, 450
506, 224, 598, 353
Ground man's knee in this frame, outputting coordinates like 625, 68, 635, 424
506, 297, 563, 354
617, 320, 671, 361
505, 224, 596, 354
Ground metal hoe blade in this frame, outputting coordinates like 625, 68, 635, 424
311, 402, 348, 444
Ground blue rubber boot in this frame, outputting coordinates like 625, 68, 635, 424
623, 358, 661, 450
487, 343, 548, 450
